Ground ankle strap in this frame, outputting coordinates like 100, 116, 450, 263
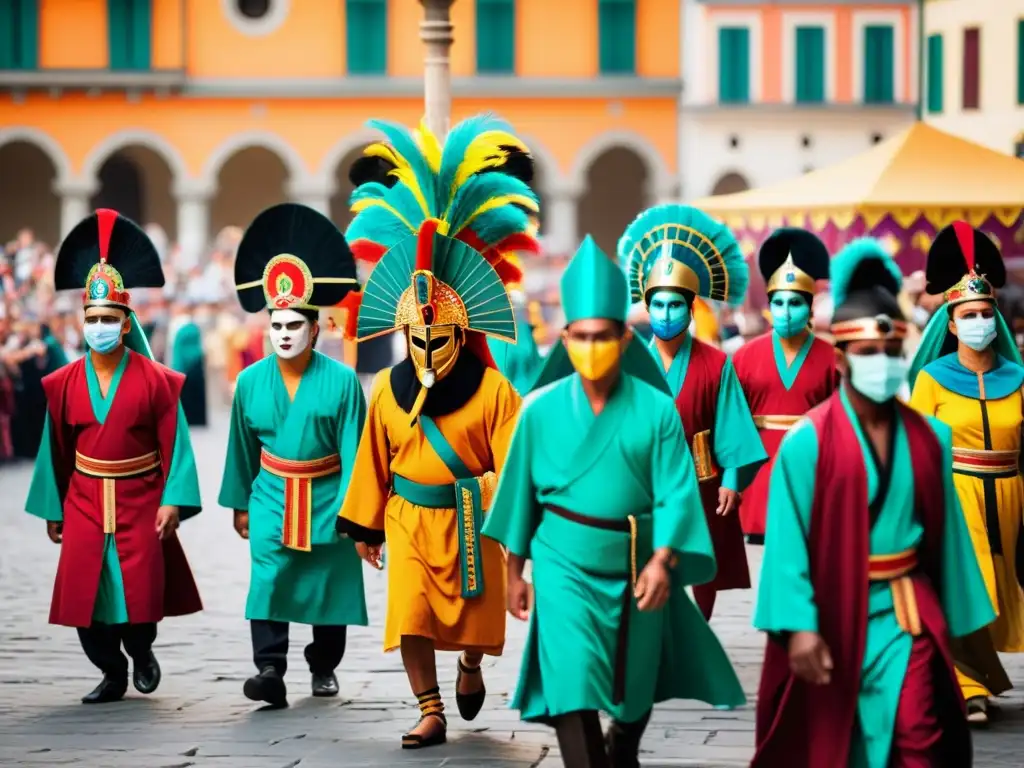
458, 655, 482, 674
416, 687, 446, 722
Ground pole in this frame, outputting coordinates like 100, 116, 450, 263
916, 0, 924, 121
419, 0, 455, 139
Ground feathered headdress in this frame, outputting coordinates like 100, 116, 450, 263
829, 238, 907, 343
340, 114, 540, 368
617, 204, 748, 307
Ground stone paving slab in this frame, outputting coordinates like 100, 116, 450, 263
1, 406, 1023, 766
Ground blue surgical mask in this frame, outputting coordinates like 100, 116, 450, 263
847, 352, 906, 404
84, 322, 124, 355
648, 289, 690, 340
955, 315, 997, 352
769, 290, 810, 339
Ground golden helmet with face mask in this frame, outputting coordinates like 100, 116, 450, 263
340, 115, 541, 421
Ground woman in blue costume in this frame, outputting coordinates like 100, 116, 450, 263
908, 221, 1024, 724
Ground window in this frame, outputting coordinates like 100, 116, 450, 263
598, 0, 636, 74
237, 0, 270, 18
719, 27, 751, 104
347, 0, 387, 75
1018, 21, 1024, 105
926, 33, 944, 114
963, 28, 980, 110
108, 0, 151, 70
795, 26, 825, 103
863, 25, 894, 104
0, 0, 38, 69
476, 0, 515, 74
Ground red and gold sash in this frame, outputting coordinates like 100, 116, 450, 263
259, 449, 341, 552
752, 414, 801, 432
868, 549, 920, 636
75, 450, 162, 534
951, 446, 1018, 478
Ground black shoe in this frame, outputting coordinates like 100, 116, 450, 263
605, 716, 648, 768
243, 667, 288, 708
402, 713, 448, 749
132, 651, 161, 695
311, 672, 339, 697
454, 654, 486, 721
81, 674, 128, 704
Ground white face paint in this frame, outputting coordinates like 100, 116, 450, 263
268, 309, 312, 360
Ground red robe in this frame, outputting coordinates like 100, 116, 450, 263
41, 353, 202, 627
752, 395, 970, 768
675, 338, 749, 594
733, 333, 837, 537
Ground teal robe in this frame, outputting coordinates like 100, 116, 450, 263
218, 352, 369, 626
755, 388, 994, 768
483, 372, 746, 723
486, 311, 543, 394
25, 350, 201, 624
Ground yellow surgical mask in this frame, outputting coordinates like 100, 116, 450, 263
565, 338, 623, 381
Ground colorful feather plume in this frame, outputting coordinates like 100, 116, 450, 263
830, 238, 903, 309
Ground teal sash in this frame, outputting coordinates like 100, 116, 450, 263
397, 414, 486, 600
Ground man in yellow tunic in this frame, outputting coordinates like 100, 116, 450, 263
336, 115, 540, 749
908, 221, 1024, 724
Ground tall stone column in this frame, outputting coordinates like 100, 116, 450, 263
287, 178, 336, 218
419, 0, 455, 139
174, 180, 213, 272
55, 179, 97, 240
543, 182, 582, 257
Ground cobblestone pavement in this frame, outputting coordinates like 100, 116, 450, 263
2, 407, 1023, 767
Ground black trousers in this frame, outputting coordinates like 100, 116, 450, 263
250, 619, 347, 677
77, 622, 157, 680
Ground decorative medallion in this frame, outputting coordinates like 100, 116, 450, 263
83, 263, 129, 307
262, 253, 314, 309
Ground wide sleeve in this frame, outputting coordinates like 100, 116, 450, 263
481, 398, 539, 558
716, 359, 769, 492
331, 369, 368, 510
217, 378, 261, 512
336, 371, 392, 545
908, 369, 941, 417
160, 403, 203, 520
487, 374, 523, 474
753, 419, 820, 635
24, 414, 64, 522
929, 417, 998, 636
650, 399, 716, 588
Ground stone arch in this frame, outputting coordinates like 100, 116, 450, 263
208, 146, 292, 238
569, 130, 673, 200
0, 127, 73, 186
576, 146, 648, 257
319, 129, 380, 232
710, 171, 751, 196
201, 130, 308, 188
0, 139, 63, 246
80, 129, 190, 187
89, 145, 179, 236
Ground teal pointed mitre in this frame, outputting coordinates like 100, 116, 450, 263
561, 235, 630, 324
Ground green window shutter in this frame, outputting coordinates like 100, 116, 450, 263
927, 33, 944, 114
1017, 20, 1024, 105
795, 26, 825, 103
598, 0, 636, 75
476, 0, 515, 74
863, 25, 894, 104
347, 0, 388, 75
0, 0, 39, 69
719, 27, 751, 104
108, 0, 151, 70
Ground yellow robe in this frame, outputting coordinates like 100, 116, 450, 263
339, 365, 520, 654
910, 369, 1024, 697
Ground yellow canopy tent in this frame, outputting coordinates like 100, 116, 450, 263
691, 122, 1024, 275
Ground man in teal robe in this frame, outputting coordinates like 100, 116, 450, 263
752, 239, 994, 768
484, 237, 745, 768
486, 289, 543, 393
218, 203, 368, 708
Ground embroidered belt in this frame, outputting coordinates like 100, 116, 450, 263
951, 447, 1018, 479
260, 449, 341, 552
74, 451, 162, 534
691, 429, 718, 483
391, 472, 497, 599
753, 414, 801, 432
868, 550, 921, 637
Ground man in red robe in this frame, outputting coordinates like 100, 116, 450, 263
24, 210, 203, 704
733, 228, 838, 544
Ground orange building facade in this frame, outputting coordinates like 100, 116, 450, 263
0, 0, 682, 269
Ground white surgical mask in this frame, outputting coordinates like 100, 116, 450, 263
954, 316, 997, 352
268, 309, 312, 360
847, 353, 907, 404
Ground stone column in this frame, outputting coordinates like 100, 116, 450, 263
54, 179, 97, 240
419, 0, 455, 139
287, 178, 336, 218
542, 182, 582, 257
173, 180, 213, 272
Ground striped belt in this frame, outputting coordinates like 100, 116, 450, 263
951, 447, 1018, 479
753, 414, 801, 432
75, 451, 162, 534
691, 429, 718, 483
869, 550, 921, 637
260, 449, 341, 552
